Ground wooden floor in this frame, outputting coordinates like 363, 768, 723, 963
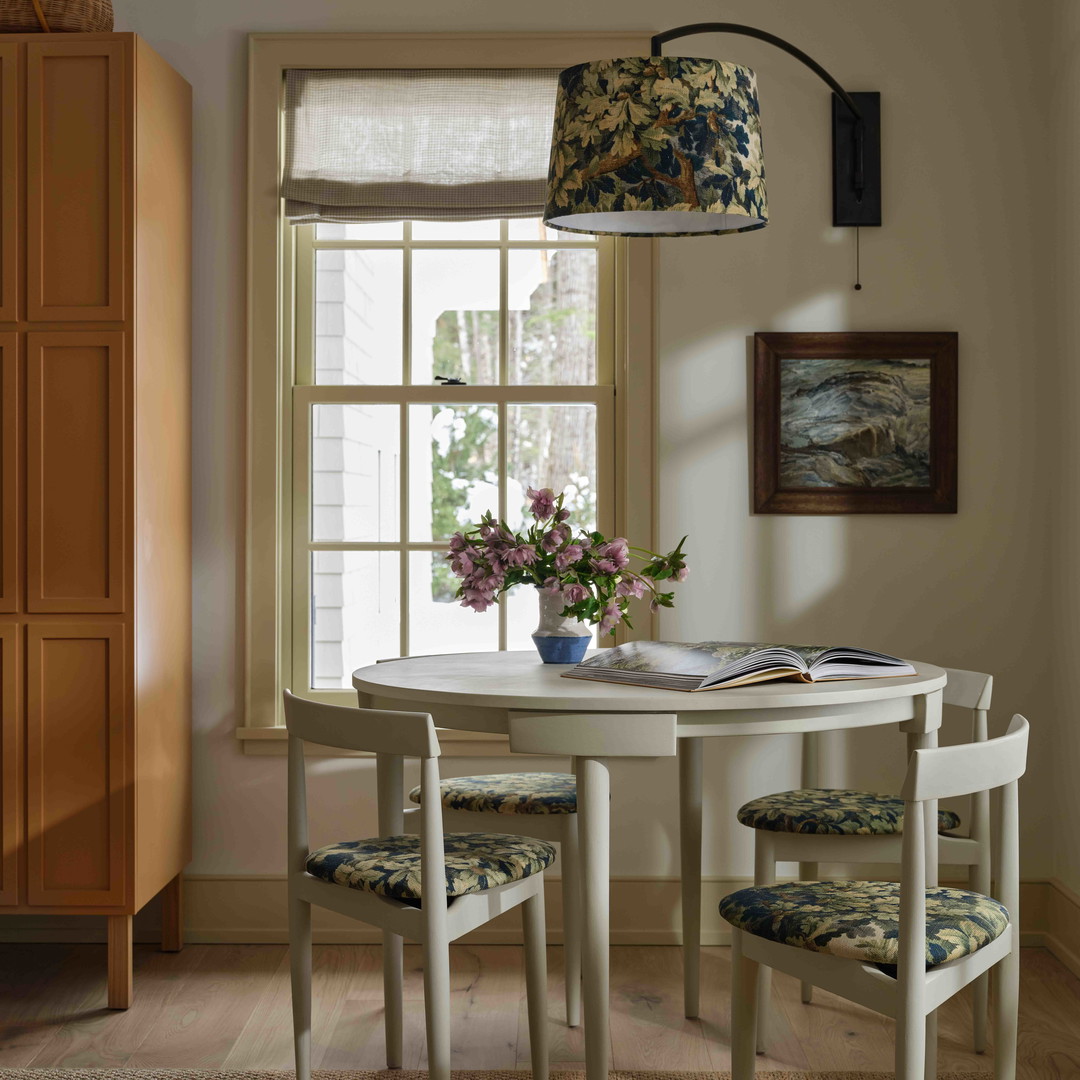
0, 944, 1077, 1075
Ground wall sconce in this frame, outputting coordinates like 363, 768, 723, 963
543, 22, 881, 237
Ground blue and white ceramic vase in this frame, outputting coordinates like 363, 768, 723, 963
531, 587, 591, 664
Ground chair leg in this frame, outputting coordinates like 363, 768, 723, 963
895, 997, 926, 1080
382, 930, 404, 1069
731, 929, 759, 1080
925, 1008, 938, 1078
994, 945, 1020, 1080
523, 888, 550, 1080
797, 861, 818, 1004
289, 895, 312, 1080
561, 815, 583, 1028
753, 833, 775, 1055
423, 925, 452, 1080
973, 970, 990, 1055
970, 860, 991, 1053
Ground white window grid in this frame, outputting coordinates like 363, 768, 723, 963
289, 221, 617, 699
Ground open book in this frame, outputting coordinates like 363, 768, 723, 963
562, 640, 917, 692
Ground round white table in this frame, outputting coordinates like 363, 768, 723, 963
353, 651, 947, 1080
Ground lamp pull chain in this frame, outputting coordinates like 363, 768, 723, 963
853, 226, 862, 291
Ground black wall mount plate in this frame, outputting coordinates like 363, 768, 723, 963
832, 91, 881, 227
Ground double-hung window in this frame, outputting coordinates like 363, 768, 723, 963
292, 217, 614, 695
244, 34, 655, 746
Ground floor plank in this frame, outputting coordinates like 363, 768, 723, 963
0, 942, 1076, 1075
27, 944, 206, 1068
123, 945, 286, 1069
0, 946, 107, 1067
608, 944, 711, 1071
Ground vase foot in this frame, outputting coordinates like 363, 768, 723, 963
532, 634, 591, 664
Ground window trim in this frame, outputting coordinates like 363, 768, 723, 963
243, 33, 657, 752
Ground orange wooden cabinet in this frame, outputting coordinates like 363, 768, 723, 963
0, 33, 191, 1009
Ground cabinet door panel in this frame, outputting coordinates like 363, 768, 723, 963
26, 623, 125, 907
27, 332, 125, 613
0, 623, 18, 906
0, 335, 15, 612
0, 44, 17, 323
26, 41, 125, 322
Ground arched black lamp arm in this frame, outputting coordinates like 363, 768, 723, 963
652, 22, 869, 204
650, 22, 863, 121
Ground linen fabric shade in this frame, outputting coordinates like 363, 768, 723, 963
544, 55, 769, 236
282, 67, 561, 224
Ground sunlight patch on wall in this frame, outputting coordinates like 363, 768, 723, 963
771, 515, 848, 622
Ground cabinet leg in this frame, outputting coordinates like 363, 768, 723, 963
162, 873, 183, 952
107, 914, 133, 1009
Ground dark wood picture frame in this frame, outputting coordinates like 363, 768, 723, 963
753, 332, 957, 514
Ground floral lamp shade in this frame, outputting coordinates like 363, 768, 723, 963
544, 56, 768, 236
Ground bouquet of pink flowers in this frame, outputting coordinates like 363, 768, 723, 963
446, 487, 688, 636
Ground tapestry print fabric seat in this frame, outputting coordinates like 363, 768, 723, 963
409, 772, 577, 815
306, 831, 556, 902
719, 879, 1008, 968
736, 788, 962, 835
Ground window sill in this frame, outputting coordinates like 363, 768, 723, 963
235, 725, 517, 757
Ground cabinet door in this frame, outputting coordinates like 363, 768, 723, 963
26, 622, 126, 907
26, 40, 125, 322
0, 44, 17, 323
27, 332, 125, 613
0, 334, 15, 612
0, 623, 18, 906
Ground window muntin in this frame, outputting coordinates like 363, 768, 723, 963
292, 219, 614, 694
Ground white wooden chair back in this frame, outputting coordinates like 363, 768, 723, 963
283, 690, 449, 926
940, 668, 992, 712
941, 666, 992, 741
896, 714, 1028, 994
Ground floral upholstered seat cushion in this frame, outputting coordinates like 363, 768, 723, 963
719, 880, 1008, 968
736, 788, 962, 835
408, 772, 578, 815
306, 832, 556, 902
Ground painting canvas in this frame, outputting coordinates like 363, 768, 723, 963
754, 332, 957, 514
778, 355, 931, 489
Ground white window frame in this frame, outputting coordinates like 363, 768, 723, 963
242, 33, 657, 754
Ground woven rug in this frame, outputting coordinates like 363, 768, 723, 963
0, 1070, 994, 1079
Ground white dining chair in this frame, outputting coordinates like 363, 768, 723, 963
406, 770, 583, 1026
374, 654, 583, 1027
737, 668, 993, 1054
284, 690, 553, 1080
721, 713, 1028, 1080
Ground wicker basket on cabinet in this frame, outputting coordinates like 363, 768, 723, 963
0, 0, 113, 33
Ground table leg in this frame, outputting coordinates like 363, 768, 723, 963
679, 737, 703, 1018
579, 756, 611, 1080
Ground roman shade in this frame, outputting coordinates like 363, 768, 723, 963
282, 67, 560, 224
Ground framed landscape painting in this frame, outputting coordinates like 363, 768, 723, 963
753, 332, 957, 514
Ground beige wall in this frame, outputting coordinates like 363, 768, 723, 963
1050, 1, 1080, 898
109, 0, 1062, 897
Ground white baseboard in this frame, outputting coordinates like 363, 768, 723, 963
1043, 877, 1080, 978
0, 875, 1066, 949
